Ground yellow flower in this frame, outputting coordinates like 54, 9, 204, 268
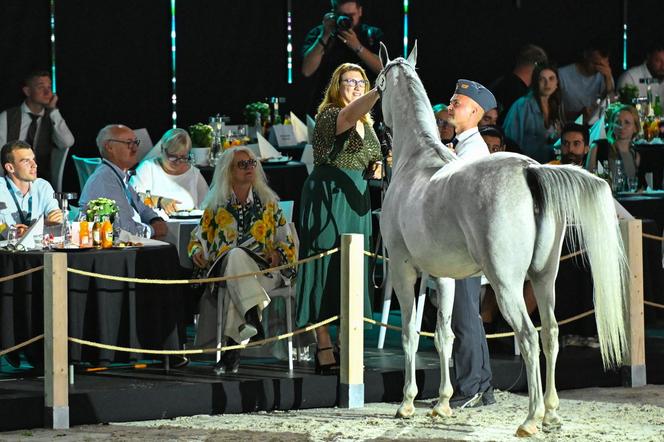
262, 210, 275, 233
215, 208, 234, 228
278, 214, 286, 227
250, 220, 267, 243
218, 244, 231, 257
206, 225, 216, 243
223, 227, 237, 243
201, 208, 213, 229
266, 201, 278, 214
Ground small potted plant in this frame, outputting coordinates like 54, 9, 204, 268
188, 123, 214, 148
85, 197, 119, 222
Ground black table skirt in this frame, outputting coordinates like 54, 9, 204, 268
198, 161, 309, 226
617, 193, 664, 233
635, 144, 664, 190
0, 245, 187, 364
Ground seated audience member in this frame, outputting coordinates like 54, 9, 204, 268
131, 128, 209, 215
188, 146, 296, 374
479, 107, 499, 127
0, 140, 62, 237
503, 63, 564, 163
558, 42, 615, 122
0, 71, 74, 183
432, 103, 455, 144
490, 44, 548, 124
586, 104, 640, 178
79, 124, 167, 238
479, 125, 506, 153
559, 123, 590, 166
617, 41, 664, 104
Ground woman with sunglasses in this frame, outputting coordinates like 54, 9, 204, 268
131, 128, 208, 215
296, 62, 381, 373
188, 146, 297, 374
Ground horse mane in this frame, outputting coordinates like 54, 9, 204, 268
387, 59, 457, 165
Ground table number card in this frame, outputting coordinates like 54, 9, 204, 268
271, 124, 298, 147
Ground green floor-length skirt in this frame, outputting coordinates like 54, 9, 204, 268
295, 166, 374, 327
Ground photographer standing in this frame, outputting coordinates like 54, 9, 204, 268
302, 0, 383, 113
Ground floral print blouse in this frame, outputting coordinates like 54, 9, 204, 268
313, 106, 382, 170
188, 190, 296, 269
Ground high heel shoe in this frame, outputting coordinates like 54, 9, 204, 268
315, 346, 339, 375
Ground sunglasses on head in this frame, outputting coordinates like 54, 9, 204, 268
236, 159, 257, 170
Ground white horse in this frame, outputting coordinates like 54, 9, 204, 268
377, 43, 629, 437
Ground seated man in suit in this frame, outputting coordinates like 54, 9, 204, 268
79, 124, 167, 238
0, 140, 62, 238
0, 70, 74, 183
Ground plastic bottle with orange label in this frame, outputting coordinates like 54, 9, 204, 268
101, 216, 113, 248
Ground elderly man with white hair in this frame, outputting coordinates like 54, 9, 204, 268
79, 124, 167, 238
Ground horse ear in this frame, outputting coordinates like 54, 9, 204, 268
406, 40, 418, 67
379, 42, 390, 69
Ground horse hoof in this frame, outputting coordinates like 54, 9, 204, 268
515, 424, 539, 437
395, 405, 415, 419
430, 404, 452, 418
542, 412, 562, 432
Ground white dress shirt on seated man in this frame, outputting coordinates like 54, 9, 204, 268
130, 157, 209, 210
454, 127, 490, 161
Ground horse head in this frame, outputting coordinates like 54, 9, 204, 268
376, 42, 418, 132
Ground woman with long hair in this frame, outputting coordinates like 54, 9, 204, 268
503, 63, 565, 163
296, 63, 381, 373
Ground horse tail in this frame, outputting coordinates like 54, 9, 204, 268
526, 164, 628, 369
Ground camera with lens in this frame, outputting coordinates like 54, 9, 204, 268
335, 14, 352, 31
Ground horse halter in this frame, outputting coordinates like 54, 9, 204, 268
375, 58, 416, 100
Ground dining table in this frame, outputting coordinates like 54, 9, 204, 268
0, 243, 187, 366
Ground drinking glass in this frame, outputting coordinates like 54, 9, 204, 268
627, 177, 638, 193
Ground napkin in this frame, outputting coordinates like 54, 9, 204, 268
307, 114, 316, 143
301, 144, 314, 174
289, 112, 309, 143
16, 215, 44, 249
257, 132, 283, 159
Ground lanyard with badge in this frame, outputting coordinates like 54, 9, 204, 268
4, 176, 32, 225
101, 160, 141, 213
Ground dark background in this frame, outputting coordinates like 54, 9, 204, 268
0, 0, 659, 192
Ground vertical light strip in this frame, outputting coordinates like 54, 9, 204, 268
170, 0, 177, 127
50, 0, 57, 93
623, 23, 628, 70
403, 0, 409, 57
287, 0, 293, 84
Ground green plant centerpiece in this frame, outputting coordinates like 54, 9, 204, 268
85, 197, 118, 222
618, 84, 639, 105
244, 102, 270, 126
188, 123, 214, 147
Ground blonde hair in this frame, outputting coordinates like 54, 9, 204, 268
160, 128, 192, 155
607, 104, 640, 146
202, 146, 278, 210
318, 63, 373, 124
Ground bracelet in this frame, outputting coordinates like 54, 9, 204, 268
354, 45, 364, 55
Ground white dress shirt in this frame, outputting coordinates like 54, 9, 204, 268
0, 102, 75, 150
454, 127, 489, 161
617, 62, 664, 104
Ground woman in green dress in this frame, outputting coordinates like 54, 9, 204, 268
296, 62, 381, 372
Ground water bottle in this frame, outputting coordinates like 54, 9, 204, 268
7, 225, 18, 248
613, 159, 625, 193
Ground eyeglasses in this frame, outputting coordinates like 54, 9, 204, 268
436, 119, 452, 127
165, 153, 193, 164
236, 159, 257, 170
341, 79, 369, 88
108, 138, 141, 148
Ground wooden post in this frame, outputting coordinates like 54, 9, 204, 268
339, 234, 364, 408
619, 219, 646, 387
44, 252, 69, 428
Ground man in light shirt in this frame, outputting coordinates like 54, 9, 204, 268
79, 124, 167, 239
618, 41, 664, 104
0, 140, 62, 237
0, 71, 74, 184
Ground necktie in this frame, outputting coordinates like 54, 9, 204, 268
451, 137, 459, 150
25, 113, 40, 147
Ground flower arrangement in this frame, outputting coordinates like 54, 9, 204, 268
188, 123, 214, 147
243, 102, 270, 126
85, 197, 118, 222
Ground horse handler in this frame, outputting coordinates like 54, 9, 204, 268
446, 79, 498, 408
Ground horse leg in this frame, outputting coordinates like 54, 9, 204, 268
391, 258, 419, 418
430, 277, 455, 418
530, 274, 561, 432
493, 286, 544, 437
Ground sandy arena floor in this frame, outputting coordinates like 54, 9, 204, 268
1, 385, 663, 441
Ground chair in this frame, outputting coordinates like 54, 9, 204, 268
215, 222, 301, 371
72, 155, 102, 191
278, 200, 294, 223
51, 147, 70, 192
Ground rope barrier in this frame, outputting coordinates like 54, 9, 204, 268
66, 248, 339, 285
0, 334, 44, 357
643, 233, 664, 242
559, 250, 585, 262
364, 309, 596, 340
68, 316, 339, 356
0, 266, 44, 283
364, 250, 388, 261
645, 300, 664, 310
